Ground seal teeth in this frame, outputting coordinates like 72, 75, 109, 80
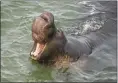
31, 43, 47, 60
31, 52, 34, 56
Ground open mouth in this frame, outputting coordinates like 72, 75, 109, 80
30, 43, 47, 60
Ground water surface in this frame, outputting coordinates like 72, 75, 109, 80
1, 0, 117, 82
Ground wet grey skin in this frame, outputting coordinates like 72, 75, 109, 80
64, 19, 116, 61
30, 11, 116, 62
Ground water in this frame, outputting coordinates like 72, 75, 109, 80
1, 0, 117, 82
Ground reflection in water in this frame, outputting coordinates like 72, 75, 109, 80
1, 0, 117, 82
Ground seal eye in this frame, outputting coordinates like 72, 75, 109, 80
32, 33, 38, 42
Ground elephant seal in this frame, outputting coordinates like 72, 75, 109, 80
30, 12, 116, 65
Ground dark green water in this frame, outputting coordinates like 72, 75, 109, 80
1, 0, 117, 82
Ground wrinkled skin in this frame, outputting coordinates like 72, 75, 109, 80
30, 12, 67, 64
30, 11, 116, 65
